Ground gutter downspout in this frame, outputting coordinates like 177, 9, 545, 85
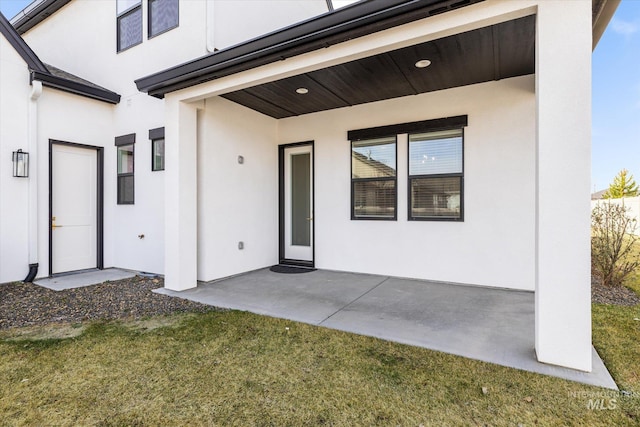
24, 80, 42, 283
206, 0, 216, 53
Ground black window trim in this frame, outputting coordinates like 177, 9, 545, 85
350, 135, 398, 221
149, 126, 165, 171
117, 1, 143, 53
116, 133, 135, 205
148, 0, 180, 40
348, 115, 468, 142
407, 127, 465, 222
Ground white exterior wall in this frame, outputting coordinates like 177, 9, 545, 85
13, 0, 331, 276
0, 29, 116, 282
535, 0, 592, 371
36, 89, 115, 277
197, 97, 279, 282
212, 0, 329, 50
279, 75, 536, 290
0, 34, 31, 283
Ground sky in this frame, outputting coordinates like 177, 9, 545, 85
0, 0, 638, 192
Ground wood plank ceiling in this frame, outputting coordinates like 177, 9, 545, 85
221, 14, 536, 119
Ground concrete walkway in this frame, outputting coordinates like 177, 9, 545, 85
155, 268, 617, 389
34, 268, 137, 291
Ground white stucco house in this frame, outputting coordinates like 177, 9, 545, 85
0, 0, 619, 373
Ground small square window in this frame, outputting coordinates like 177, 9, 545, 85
351, 136, 397, 220
149, 0, 179, 38
117, 0, 142, 52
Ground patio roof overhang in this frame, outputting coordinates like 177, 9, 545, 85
220, 14, 535, 119
135, 0, 488, 99
134, 0, 616, 120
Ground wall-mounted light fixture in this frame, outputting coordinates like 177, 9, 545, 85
12, 149, 29, 178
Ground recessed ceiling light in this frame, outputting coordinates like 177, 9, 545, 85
296, 87, 309, 94
415, 59, 432, 68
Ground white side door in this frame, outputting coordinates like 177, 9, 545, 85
284, 145, 313, 262
52, 144, 97, 274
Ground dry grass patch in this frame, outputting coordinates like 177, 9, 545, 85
1, 310, 639, 426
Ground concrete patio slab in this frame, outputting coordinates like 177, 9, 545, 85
34, 268, 137, 291
155, 268, 618, 389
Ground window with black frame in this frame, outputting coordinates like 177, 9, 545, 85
351, 136, 397, 220
116, 134, 135, 204
408, 129, 463, 221
117, 0, 142, 52
149, 127, 165, 171
148, 0, 179, 38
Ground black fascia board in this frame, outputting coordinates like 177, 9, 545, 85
136, 0, 482, 98
0, 12, 48, 72
31, 70, 122, 104
12, 0, 72, 35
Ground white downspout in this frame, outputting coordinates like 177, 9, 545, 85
206, 0, 216, 53
25, 80, 42, 282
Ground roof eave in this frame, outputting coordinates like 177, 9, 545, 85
11, 0, 72, 35
135, 0, 483, 98
592, 0, 620, 50
0, 12, 48, 72
31, 70, 121, 104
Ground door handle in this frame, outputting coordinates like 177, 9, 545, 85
52, 224, 64, 229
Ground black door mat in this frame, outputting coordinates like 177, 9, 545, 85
269, 265, 316, 274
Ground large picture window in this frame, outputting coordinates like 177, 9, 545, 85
408, 129, 463, 221
148, 0, 179, 38
117, 0, 142, 52
351, 137, 397, 220
116, 134, 135, 204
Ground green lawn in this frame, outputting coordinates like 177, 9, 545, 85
1, 298, 639, 426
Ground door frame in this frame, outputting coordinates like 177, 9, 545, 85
278, 141, 314, 267
49, 140, 104, 276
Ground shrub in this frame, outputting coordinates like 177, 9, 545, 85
591, 202, 640, 287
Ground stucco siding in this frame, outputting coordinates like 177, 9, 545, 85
278, 75, 536, 290
197, 96, 279, 282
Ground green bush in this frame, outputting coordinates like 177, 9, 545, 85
591, 202, 640, 287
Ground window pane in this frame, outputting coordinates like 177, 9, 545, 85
353, 180, 395, 218
411, 177, 461, 219
118, 7, 142, 51
152, 139, 165, 171
291, 153, 311, 246
149, 0, 179, 37
117, 175, 134, 204
117, 0, 140, 14
352, 137, 396, 179
409, 129, 462, 176
117, 145, 134, 174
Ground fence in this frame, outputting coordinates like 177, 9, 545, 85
591, 196, 640, 235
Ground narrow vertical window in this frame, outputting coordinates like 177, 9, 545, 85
116, 134, 135, 204
117, 0, 142, 52
351, 137, 397, 220
408, 129, 463, 221
148, 0, 179, 38
149, 127, 165, 171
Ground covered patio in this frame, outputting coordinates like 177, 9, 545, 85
135, 0, 606, 374
155, 268, 616, 389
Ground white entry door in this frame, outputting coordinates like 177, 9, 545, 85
284, 145, 313, 262
52, 144, 98, 274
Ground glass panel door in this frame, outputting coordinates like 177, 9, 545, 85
284, 145, 313, 262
